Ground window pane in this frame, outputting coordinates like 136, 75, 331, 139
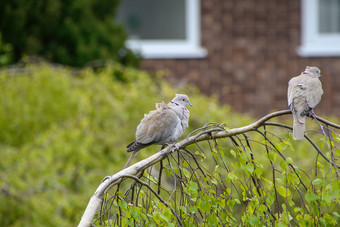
318, 0, 340, 33
116, 0, 186, 40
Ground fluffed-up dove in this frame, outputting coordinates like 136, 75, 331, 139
125, 94, 192, 167
287, 66, 323, 140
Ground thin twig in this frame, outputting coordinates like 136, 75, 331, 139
121, 174, 184, 227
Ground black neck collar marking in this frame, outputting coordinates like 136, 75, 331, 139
171, 101, 179, 106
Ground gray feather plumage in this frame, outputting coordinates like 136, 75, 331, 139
127, 94, 192, 152
287, 66, 323, 140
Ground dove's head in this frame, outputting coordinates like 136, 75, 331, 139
172, 94, 192, 107
304, 66, 323, 78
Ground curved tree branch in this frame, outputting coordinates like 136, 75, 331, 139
78, 109, 339, 227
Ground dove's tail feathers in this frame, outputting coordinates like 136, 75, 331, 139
126, 141, 153, 152
293, 116, 305, 140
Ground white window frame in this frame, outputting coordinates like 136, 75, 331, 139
298, 0, 340, 57
124, 0, 207, 59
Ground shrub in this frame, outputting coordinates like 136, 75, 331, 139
0, 0, 139, 67
1, 63, 338, 226
0, 32, 13, 66
0, 63, 250, 226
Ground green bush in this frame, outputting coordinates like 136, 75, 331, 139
1, 63, 339, 226
0, 63, 252, 226
0, 0, 139, 67
0, 32, 13, 66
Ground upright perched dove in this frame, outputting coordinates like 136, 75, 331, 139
287, 66, 323, 140
125, 94, 192, 167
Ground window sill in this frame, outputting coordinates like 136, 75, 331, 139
298, 44, 340, 57
125, 40, 208, 59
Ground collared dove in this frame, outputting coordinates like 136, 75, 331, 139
125, 94, 192, 167
287, 66, 323, 140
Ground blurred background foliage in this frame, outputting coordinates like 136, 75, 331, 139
0, 63, 339, 226
0, 32, 13, 66
0, 63, 253, 226
0, 0, 139, 67
0, 1, 338, 224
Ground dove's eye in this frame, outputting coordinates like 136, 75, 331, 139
183, 99, 185, 101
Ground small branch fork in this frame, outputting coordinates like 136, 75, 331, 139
78, 110, 340, 227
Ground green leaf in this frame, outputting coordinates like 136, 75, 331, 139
159, 213, 169, 223
240, 152, 248, 164
211, 179, 218, 185
280, 160, 288, 170
164, 168, 173, 178
335, 149, 340, 156
305, 192, 319, 204
283, 140, 294, 151
199, 200, 211, 213
275, 142, 283, 152
179, 206, 187, 214
312, 178, 323, 185
230, 149, 236, 158
276, 178, 283, 184
182, 167, 191, 179
118, 200, 127, 209
208, 214, 218, 225
316, 161, 324, 168
266, 195, 274, 205
294, 207, 301, 213
267, 150, 276, 161
248, 216, 260, 226
182, 160, 189, 168
128, 206, 139, 219
245, 163, 254, 174
190, 206, 197, 214
323, 192, 333, 205
277, 186, 291, 197
188, 182, 198, 191
227, 199, 235, 209
214, 165, 220, 174
258, 204, 266, 213
287, 172, 299, 185
218, 199, 225, 208
333, 211, 340, 218
227, 171, 238, 180
254, 167, 262, 178
286, 157, 293, 164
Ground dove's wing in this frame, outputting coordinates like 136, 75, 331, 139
287, 71, 323, 140
136, 105, 180, 145
288, 74, 308, 122
305, 78, 323, 109
288, 74, 308, 140
126, 94, 191, 154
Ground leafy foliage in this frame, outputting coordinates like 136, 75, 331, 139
1, 63, 339, 226
0, 63, 250, 226
95, 118, 340, 226
0, 32, 13, 66
0, 0, 139, 66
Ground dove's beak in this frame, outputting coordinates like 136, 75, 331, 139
319, 74, 323, 78
189, 102, 193, 107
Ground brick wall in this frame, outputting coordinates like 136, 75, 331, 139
141, 0, 340, 117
